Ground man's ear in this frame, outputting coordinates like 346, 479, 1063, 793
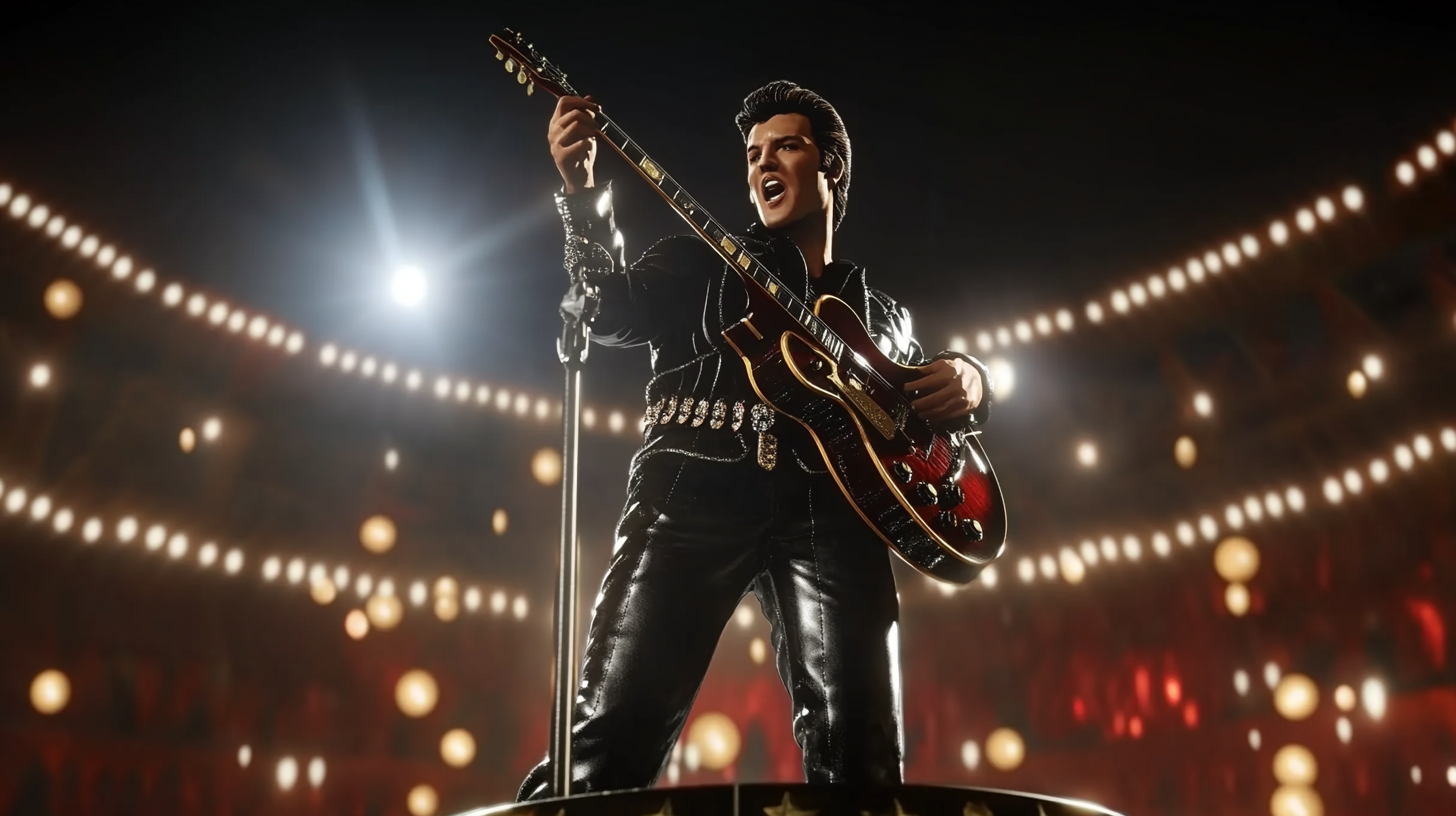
825, 154, 844, 186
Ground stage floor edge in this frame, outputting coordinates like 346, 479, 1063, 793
449, 783, 1125, 816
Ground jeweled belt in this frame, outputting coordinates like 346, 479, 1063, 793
644, 395, 779, 471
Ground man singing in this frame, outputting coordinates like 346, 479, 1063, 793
519, 80, 992, 797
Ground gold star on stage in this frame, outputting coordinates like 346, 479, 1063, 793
644, 799, 675, 816
962, 802, 995, 816
764, 792, 817, 816
861, 798, 916, 816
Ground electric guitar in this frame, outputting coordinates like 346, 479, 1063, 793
491, 30, 1006, 584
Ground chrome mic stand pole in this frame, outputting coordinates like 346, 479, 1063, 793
550, 273, 598, 797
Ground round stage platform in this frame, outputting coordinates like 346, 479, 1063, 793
451, 784, 1123, 816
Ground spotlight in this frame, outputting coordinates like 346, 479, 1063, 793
1085, 301, 1104, 324
392, 265, 427, 307
1075, 441, 1097, 468
1396, 161, 1416, 185
986, 358, 1014, 401
1343, 185, 1364, 211
1269, 220, 1289, 246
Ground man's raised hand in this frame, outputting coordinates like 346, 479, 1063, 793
549, 95, 600, 194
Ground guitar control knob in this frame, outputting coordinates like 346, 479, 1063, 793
939, 483, 964, 508
913, 482, 938, 505
891, 461, 914, 484
810, 358, 826, 373
937, 510, 957, 530
959, 518, 984, 542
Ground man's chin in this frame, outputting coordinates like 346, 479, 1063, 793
759, 210, 805, 233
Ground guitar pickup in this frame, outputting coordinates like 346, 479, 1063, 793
829, 370, 896, 440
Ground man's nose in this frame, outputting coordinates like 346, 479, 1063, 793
758, 150, 779, 170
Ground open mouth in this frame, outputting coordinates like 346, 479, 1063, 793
762, 178, 786, 204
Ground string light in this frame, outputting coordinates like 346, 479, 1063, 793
956, 422, 1456, 593
1, 178, 639, 437
0, 470, 527, 628
950, 113, 1451, 351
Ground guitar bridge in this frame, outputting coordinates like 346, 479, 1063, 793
893, 402, 910, 432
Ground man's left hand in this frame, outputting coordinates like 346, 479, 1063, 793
904, 358, 983, 424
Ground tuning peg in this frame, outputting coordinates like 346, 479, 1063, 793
495, 50, 503, 60
517, 69, 527, 84
526, 81, 535, 96
504, 58, 516, 72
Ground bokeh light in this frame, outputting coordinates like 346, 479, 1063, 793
1273, 674, 1319, 721
531, 447, 563, 486
44, 279, 83, 319
986, 727, 1024, 771
395, 669, 439, 718
440, 728, 476, 768
687, 712, 741, 771
30, 669, 70, 714
359, 515, 397, 553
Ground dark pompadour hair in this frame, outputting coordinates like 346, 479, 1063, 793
735, 80, 852, 231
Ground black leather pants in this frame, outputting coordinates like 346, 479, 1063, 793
518, 450, 903, 799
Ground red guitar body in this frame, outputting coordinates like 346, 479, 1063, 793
723, 283, 1006, 585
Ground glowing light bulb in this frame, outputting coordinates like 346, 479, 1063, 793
1417, 145, 1437, 170
392, 265, 427, 307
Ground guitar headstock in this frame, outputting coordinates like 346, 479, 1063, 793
488, 29, 578, 99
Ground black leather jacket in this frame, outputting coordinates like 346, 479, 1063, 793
558, 182, 992, 473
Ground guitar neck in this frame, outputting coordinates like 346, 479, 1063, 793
591, 111, 848, 362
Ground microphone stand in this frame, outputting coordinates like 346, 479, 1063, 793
549, 272, 599, 797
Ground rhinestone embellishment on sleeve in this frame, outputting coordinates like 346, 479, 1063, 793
676, 397, 695, 424
731, 401, 746, 432
691, 399, 710, 427
644, 398, 665, 430
709, 400, 728, 429
659, 396, 678, 425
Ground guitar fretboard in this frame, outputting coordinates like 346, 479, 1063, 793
593, 112, 848, 364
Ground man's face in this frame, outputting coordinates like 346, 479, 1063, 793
746, 113, 834, 232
